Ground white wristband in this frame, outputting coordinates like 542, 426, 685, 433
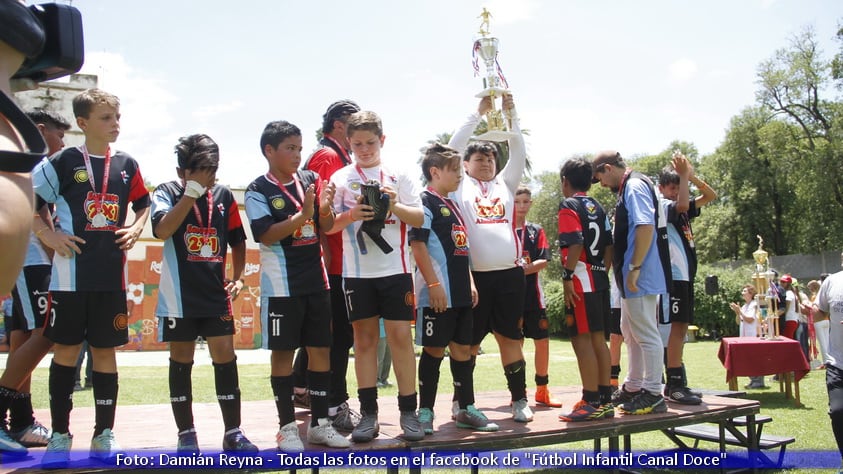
184, 180, 206, 199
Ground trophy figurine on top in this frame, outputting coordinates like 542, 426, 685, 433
472, 8, 515, 141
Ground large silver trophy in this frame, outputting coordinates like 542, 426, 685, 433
472, 8, 515, 142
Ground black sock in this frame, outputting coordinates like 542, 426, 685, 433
598, 385, 613, 405
9, 392, 34, 431
504, 360, 527, 401
358, 387, 378, 415
535, 374, 549, 386
92, 371, 118, 437
583, 389, 600, 407
397, 393, 417, 413
418, 351, 443, 409
214, 358, 241, 431
308, 370, 330, 427
169, 359, 194, 432
666, 366, 684, 388
450, 358, 475, 409
48, 362, 76, 434
0, 386, 19, 429
611, 365, 621, 382
271, 375, 294, 427
454, 355, 476, 403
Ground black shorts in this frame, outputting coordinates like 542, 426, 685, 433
344, 274, 414, 323
471, 266, 525, 344
9, 265, 51, 332
522, 309, 549, 340
565, 289, 610, 336
667, 280, 693, 324
261, 291, 332, 350
43, 291, 128, 348
158, 315, 235, 342
415, 306, 473, 347
606, 308, 622, 337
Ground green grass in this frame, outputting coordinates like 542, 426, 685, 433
25, 339, 839, 472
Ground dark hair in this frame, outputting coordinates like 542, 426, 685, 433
175, 134, 219, 171
260, 120, 301, 155
463, 141, 497, 162
321, 100, 360, 134
421, 143, 461, 182
658, 165, 680, 186
560, 157, 593, 192
346, 111, 383, 138
25, 109, 71, 130
515, 186, 532, 197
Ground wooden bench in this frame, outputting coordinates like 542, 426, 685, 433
667, 416, 795, 467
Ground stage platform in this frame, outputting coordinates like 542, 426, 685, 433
0, 387, 761, 472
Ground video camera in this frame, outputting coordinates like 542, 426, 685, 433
12, 3, 84, 82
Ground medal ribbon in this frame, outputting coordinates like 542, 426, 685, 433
426, 187, 465, 229
354, 164, 384, 186
324, 135, 352, 166
265, 172, 305, 212
191, 189, 214, 246
80, 145, 111, 220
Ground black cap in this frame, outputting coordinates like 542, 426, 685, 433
322, 100, 360, 133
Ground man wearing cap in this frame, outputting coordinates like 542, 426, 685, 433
294, 100, 362, 432
814, 262, 843, 461
592, 151, 671, 415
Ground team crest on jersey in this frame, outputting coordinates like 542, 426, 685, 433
440, 206, 451, 217
451, 224, 469, 256
473, 197, 506, 223
584, 199, 598, 216
83, 191, 120, 231
271, 197, 285, 210
218, 203, 226, 216
350, 182, 361, 191
184, 224, 223, 262
74, 169, 89, 183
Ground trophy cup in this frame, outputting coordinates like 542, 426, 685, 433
472, 8, 516, 141
752, 236, 780, 339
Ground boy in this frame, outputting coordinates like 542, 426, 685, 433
657, 153, 715, 405
151, 133, 257, 452
326, 111, 424, 442
514, 187, 561, 409
245, 120, 349, 451
32, 89, 150, 466
0, 109, 70, 455
557, 157, 614, 421
447, 95, 533, 422
412, 143, 497, 435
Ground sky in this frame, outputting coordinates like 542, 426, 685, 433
36, 0, 842, 188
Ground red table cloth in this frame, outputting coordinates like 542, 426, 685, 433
718, 336, 810, 382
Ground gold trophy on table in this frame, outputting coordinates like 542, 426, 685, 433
752, 236, 780, 339
471, 8, 516, 141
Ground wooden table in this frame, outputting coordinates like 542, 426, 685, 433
718, 336, 810, 406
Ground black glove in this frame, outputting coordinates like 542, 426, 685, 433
357, 180, 393, 255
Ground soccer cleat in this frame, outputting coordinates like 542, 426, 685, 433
559, 400, 615, 422
611, 385, 640, 406
418, 407, 434, 435
535, 385, 562, 408
276, 421, 304, 451
351, 410, 379, 443
177, 429, 199, 453
307, 418, 350, 448
330, 402, 359, 433
0, 427, 27, 455
42, 432, 72, 468
399, 411, 424, 441
90, 428, 122, 462
665, 385, 702, 405
511, 398, 534, 422
222, 428, 258, 452
11, 421, 50, 447
293, 391, 310, 409
456, 405, 499, 432
619, 390, 668, 415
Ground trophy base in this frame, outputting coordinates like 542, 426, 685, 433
473, 130, 517, 142
475, 87, 510, 99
